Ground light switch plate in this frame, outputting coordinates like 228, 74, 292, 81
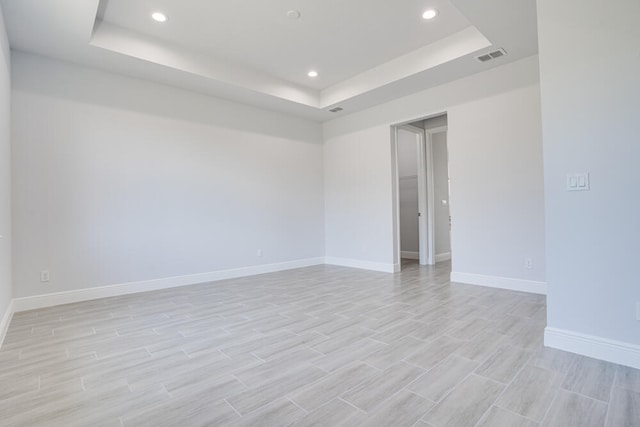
566, 173, 590, 191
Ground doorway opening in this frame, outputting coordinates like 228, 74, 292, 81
392, 114, 450, 270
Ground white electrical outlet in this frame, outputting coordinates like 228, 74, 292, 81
524, 258, 533, 270
40, 270, 50, 283
257, 249, 263, 257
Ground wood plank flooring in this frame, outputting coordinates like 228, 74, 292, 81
0, 260, 637, 426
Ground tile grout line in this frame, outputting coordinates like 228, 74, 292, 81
538, 386, 561, 426
418, 331, 520, 422
492, 402, 542, 425
224, 398, 243, 418
338, 396, 368, 414
471, 347, 537, 427
285, 396, 309, 415
602, 367, 617, 426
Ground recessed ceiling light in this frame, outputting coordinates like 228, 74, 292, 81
307, 70, 318, 78
422, 9, 439, 20
151, 12, 168, 22
286, 10, 301, 20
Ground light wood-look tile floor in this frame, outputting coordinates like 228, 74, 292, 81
1, 260, 638, 426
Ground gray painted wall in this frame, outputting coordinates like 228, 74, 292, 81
0, 4, 12, 328
11, 52, 325, 298
538, 0, 640, 346
324, 56, 545, 282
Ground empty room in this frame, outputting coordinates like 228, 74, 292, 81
0, 0, 638, 426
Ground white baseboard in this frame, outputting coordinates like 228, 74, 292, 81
545, 327, 640, 370
9, 256, 398, 316
400, 252, 450, 262
12, 257, 325, 313
0, 299, 14, 347
324, 257, 397, 273
401, 251, 419, 260
450, 271, 547, 295
435, 252, 451, 263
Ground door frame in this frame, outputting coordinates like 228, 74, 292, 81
424, 125, 448, 265
391, 119, 448, 270
397, 125, 430, 265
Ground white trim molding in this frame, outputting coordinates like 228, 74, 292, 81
450, 271, 547, 295
11, 257, 325, 313
401, 251, 419, 260
545, 327, 640, 370
324, 257, 397, 273
435, 252, 451, 263
0, 300, 14, 347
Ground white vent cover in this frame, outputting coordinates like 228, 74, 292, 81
476, 48, 507, 63
329, 107, 343, 113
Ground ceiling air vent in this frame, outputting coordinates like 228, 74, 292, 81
329, 107, 343, 113
476, 48, 507, 63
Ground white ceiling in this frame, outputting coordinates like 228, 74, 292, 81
0, 0, 538, 121
100, 0, 473, 90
